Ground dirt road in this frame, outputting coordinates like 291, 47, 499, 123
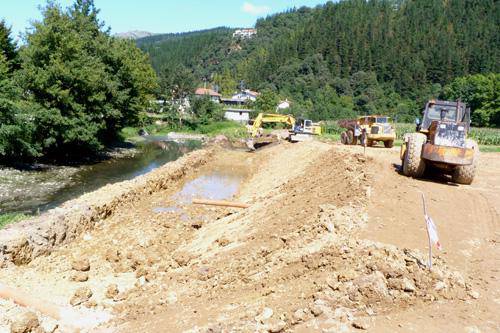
0, 141, 498, 332
357, 144, 500, 332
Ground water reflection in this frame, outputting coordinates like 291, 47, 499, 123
0, 140, 201, 214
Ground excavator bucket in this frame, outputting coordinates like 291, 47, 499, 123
246, 135, 279, 151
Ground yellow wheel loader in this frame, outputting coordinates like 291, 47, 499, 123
400, 100, 478, 184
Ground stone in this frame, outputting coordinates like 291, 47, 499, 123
105, 284, 119, 299
172, 251, 191, 266
263, 318, 286, 333
105, 249, 120, 263
10, 312, 40, 333
353, 271, 389, 300
402, 278, 416, 292
434, 281, 447, 291
70, 286, 92, 306
255, 307, 274, 322
70, 271, 89, 282
292, 308, 308, 323
71, 258, 90, 272
468, 290, 480, 299
114, 292, 128, 302
310, 304, 324, 317
388, 277, 416, 292
352, 318, 370, 330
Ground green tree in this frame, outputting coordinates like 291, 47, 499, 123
213, 68, 237, 97
159, 64, 195, 101
191, 96, 223, 125
18, 0, 157, 158
0, 54, 40, 160
255, 89, 279, 113
442, 73, 500, 127
0, 20, 18, 70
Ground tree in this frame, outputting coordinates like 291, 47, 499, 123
442, 74, 500, 127
18, 1, 157, 158
0, 54, 40, 160
159, 64, 195, 101
0, 20, 18, 70
255, 89, 279, 113
191, 96, 223, 125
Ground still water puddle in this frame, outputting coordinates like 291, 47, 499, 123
173, 172, 243, 204
153, 171, 244, 218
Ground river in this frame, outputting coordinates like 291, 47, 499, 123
0, 138, 202, 215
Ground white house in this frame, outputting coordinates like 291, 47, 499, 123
224, 108, 254, 123
277, 99, 291, 110
194, 88, 221, 103
233, 29, 257, 39
231, 89, 260, 102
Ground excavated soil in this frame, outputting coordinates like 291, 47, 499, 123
0, 141, 498, 333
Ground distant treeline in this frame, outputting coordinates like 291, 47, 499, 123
0, 0, 157, 163
138, 0, 499, 127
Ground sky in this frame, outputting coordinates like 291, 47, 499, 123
2, 0, 328, 39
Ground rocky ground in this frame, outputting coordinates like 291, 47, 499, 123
0, 140, 498, 332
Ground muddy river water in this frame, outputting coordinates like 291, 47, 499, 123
0, 138, 202, 215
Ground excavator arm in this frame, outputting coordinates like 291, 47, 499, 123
248, 113, 296, 137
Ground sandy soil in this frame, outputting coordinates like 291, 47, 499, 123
0, 140, 498, 333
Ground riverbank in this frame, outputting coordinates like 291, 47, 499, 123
0, 139, 202, 223
121, 120, 247, 143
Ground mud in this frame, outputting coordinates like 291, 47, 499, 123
0, 148, 212, 266
0, 140, 498, 332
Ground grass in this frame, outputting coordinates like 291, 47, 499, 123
479, 145, 500, 153
0, 213, 28, 229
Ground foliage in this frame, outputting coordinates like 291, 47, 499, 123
190, 96, 224, 125
4, 0, 158, 161
0, 213, 28, 229
442, 73, 499, 127
0, 20, 19, 70
0, 49, 41, 160
158, 64, 196, 100
139, 0, 499, 125
255, 89, 279, 113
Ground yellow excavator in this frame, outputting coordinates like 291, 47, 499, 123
246, 113, 322, 150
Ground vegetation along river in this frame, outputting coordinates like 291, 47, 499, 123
0, 138, 202, 215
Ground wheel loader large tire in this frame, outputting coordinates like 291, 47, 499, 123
402, 133, 426, 178
384, 140, 394, 148
340, 132, 348, 145
452, 139, 479, 185
347, 130, 354, 145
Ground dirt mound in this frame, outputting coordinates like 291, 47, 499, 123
0, 142, 475, 332
0, 148, 212, 266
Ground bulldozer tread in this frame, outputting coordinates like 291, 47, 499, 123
452, 139, 478, 185
403, 133, 426, 178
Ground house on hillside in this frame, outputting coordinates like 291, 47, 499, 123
231, 89, 260, 102
277, 99, 291, 111
223, 108, 254, 123
233, 29, 257, 39
194, 88, 221, 103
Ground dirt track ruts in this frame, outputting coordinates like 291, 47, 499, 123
0, 140, 498, 333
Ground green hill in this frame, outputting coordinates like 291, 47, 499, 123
138, 0, 499, 124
